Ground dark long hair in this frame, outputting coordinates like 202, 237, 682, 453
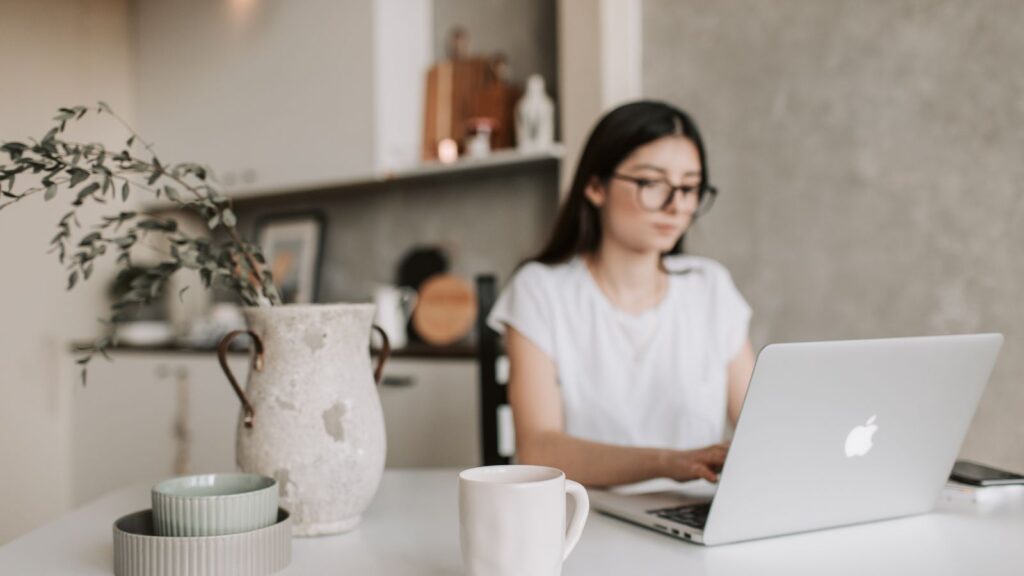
533, 100, 709, 265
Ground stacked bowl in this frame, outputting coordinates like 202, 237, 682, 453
113, 473, 291, 576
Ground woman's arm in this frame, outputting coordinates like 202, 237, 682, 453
726, 339, 756, 426
506, 326, 728, 488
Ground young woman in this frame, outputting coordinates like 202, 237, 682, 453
487, 101, 755, 488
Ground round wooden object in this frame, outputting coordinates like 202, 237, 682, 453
412, 275, 477, 346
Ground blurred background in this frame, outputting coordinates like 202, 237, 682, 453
1, 0, 1022, 544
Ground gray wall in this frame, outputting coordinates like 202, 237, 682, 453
230, 0, 562, 301
433, 0, 558, 89
644, 0, 1024, 471
236, 164, 559, 302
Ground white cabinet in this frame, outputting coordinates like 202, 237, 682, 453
70, 352, 479, 506
134, 0, 431, 197
71, 353, 246, 505
378, 359, 480, 468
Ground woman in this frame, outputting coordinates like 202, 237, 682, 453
487, 101, 755, 487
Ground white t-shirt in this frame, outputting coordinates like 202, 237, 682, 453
487, 255, 751, 451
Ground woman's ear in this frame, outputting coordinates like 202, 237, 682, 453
584, 177, 606, 208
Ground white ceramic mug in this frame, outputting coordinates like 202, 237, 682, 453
459, 465, 590, 576
372, 284, 417, 349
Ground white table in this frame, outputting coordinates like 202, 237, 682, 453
1, 469, 1022, 575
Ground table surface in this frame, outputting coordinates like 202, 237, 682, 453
1, 469, 1022, 575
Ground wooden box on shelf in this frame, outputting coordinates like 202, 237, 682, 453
423, 57, 521, 161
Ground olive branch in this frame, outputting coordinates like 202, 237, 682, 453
0, 102, 282, 383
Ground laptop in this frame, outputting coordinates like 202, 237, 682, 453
590, 333, 1003, 546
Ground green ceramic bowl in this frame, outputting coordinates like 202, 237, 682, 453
152, 473, 278, 537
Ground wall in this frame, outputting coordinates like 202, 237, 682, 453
643, 0, 1024, 471
433, 0, 558, 91
227, 0, 563, 301
0, 0, 134, 544
236, 162, 560, 302
134, 0, 379, 191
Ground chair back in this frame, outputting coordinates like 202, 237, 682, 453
475, 275, 513, 465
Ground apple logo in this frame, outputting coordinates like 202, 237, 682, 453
845, 415, 878, 458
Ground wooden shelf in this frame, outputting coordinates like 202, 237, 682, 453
150, 145, 563, 211
238, 145, 563, 201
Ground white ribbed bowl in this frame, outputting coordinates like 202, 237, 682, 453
113, 509, 291, 576
152, 473, 278, 537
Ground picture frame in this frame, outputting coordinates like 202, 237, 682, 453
254, 211, 326, 304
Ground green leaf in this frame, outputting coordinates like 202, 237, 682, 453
75, 182, 100, 204
67, 167, 89, 187
78, 231, 101, 246
165, 186, 180, 202
221, 209, 237, 227
98, 101, 112, 114
44, 184, 57, 201
208, 214, 220, 229
67, 271, 78, 290
1, 142, 28, 157
141, 218, 176, 232
121, 181, 130, 202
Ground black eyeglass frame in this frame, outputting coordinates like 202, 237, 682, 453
609, 173, 718, 216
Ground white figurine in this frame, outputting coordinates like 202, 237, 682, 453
515, 74, 555, 152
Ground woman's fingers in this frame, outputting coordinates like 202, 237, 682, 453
696, 465, 719, 483
668, 444, 731, 482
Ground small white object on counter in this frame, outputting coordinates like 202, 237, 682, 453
941, 480, 1024, 510
116, 321, 175, 347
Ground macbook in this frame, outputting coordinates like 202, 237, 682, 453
590, 334, 1003, 545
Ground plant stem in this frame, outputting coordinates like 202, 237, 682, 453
100, 105, 278, 305
0, 176, 71, 210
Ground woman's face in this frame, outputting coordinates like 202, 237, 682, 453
585, 135, 702, 255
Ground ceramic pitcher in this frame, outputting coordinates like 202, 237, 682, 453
217, 303, 389, 536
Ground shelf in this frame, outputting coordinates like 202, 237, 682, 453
70, 342, 478, 361
149, 145, 563, 211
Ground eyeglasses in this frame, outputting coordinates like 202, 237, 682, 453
610, 173, 718, 216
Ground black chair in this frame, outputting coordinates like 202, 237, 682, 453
476, 275, 513, 465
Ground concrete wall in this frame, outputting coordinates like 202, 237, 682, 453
433, 0, 558, 90
227, 0, 562, 301
235, 162, 560, 303
643, 0, 1024, 471
0, 0, 134, 544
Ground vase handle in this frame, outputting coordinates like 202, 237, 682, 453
371, 325, 390, 385
217, 330, 264, 429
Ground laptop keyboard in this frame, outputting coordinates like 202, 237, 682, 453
648, 502, 712, 529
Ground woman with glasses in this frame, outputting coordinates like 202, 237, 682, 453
487, 100, 755, 487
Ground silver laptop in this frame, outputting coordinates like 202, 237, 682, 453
591, 333, 1003, 546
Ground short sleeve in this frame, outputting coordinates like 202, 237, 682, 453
709, 263, 752, 361
486, 264, 555, 359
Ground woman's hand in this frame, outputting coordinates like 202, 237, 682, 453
660, 443, 730, 483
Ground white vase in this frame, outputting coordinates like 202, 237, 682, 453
217, 303, 389, 536
515, 74, 555, 152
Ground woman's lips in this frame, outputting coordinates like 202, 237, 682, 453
653, 222, 682, 235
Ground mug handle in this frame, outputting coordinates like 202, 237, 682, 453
371, 325, 391, 385
563, 479, 590, 561
217, 330, 264, 429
